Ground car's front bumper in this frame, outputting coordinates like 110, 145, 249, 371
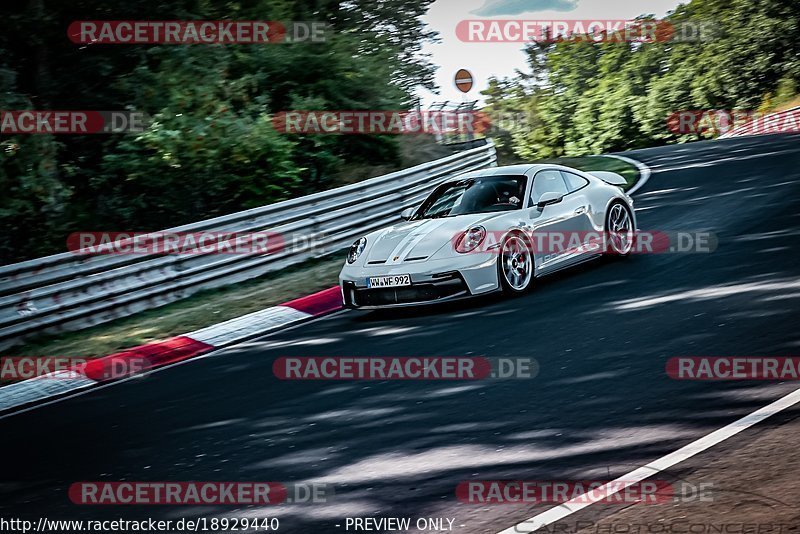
339, 253, 499, 309
342, 271, 472, 308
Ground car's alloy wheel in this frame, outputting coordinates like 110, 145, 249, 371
499, 234, 533, 294
607, 202, 634, 256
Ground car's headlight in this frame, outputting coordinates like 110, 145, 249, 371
455, 226, 486, 253
347, 237, 367, 264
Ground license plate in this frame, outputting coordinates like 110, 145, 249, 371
367, 274, 411, 288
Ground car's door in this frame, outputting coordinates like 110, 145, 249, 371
527, 169, 594, 273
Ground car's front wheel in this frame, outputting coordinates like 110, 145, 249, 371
498, 233, 533, 295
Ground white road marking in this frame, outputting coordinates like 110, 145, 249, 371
496, 385, 800, 534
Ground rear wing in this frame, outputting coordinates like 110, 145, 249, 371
588, 171, 627, 187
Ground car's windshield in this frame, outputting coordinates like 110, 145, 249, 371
414, 175, 527, 219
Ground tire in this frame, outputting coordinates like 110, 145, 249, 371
498, 233, 534, 295
605, 201, 634, 257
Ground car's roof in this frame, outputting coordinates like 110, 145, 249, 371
453, 163, 564, 179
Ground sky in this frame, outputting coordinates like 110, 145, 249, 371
417, 0, 686, 107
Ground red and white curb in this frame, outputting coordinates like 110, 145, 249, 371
0, 286, 343, 413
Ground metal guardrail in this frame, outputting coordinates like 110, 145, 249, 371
0, 141, 497, 349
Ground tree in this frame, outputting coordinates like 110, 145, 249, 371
0, 0, 439, 261
499, 0, 800, 159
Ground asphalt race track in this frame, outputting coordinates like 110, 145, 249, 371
2, 133, 800, 533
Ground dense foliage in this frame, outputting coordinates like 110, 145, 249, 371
483, 0, 800, 161
0, 0, 437, 262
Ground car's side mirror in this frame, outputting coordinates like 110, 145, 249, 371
400, 207, 416, 221
536, 192, 564, 208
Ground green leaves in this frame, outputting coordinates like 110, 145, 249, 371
0, 0, 438, 262
488, 0, 800, 159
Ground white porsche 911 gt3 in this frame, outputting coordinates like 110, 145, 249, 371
339, 163, 636, 308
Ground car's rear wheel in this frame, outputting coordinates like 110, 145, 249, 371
498, 233, 533, 295
606, 201, 634, 256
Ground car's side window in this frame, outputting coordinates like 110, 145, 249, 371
561, 171, 590, 193
529, 170, 569, 207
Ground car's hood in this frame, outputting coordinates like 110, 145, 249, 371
362, 212, 503, 265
